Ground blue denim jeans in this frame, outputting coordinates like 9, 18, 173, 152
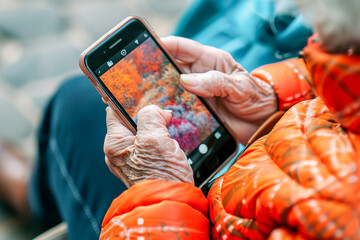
28, 76, 127, 239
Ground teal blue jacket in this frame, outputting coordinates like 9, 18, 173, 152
174, 0, 312, 71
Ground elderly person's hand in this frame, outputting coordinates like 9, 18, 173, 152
162, 37, 277, 144
104, 105, 194, 188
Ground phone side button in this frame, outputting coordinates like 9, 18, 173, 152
107, 100, 120, 115
107, 100, 114, 108
95, 85, 110, 103
87, 75, 98, 87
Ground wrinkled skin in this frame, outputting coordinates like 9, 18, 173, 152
104, 105, 194, 187
162, 36, 277, 144
104, 37, 277, 186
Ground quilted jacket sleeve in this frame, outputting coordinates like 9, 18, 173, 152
100, 179, 210, 239
208, 97, 360, 240
251, 58, 315, 111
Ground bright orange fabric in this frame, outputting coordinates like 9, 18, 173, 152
251, 58, 314, 111
100, 179, 210, 239
303, 36, 360, 134
101, 37, 360, 240
208, 97, 360, 239
267, 228, 307, 240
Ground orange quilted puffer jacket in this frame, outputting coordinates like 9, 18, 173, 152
100, 38, 360, 239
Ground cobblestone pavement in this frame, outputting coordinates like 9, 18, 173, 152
0, 0, 192, 238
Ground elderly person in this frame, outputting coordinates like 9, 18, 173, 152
100, 0, 360, 239
0, 0, 312, 239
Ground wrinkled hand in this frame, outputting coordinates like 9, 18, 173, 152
104, 105, 194, 188
162, 36, 278, 144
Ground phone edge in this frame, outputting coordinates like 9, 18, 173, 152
79, 16, 240, 189
79, 16, 141, 135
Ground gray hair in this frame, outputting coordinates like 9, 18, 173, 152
276, 0, 360, 53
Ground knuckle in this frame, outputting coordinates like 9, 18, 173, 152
218, 50, 234, 66
103, 136, 123, 158
103, 143, 116, 158
105, 136, 134, 158
219, 51, 242, 73
208, 70, 221, 82
208, 70, 226, 94
136, 134, 158, 146
138, 105, 160, 118
136, 134, 169, 152
221, 51, 233, 62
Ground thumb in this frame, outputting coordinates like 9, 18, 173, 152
106, 106, 134, 136
180, 71, 232, 98
136, 105, 172, 136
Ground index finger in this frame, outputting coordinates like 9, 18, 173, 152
161, 36, 207, 63
161, 36, 239, 73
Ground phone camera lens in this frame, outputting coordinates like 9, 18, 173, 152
103, 50, 107, 54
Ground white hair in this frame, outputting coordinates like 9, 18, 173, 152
276, 0, 360, 53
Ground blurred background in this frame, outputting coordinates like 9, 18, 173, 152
0, 0, 192, 238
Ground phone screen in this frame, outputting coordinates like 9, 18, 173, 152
84, 18, 237, 186
99, 34, 220, 156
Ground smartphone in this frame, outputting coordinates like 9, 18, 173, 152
79, 16, 238, 189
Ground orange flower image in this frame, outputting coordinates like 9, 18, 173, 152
100, 38, 219, 154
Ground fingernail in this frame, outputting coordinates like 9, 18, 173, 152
180, 74, 199, 86
164, 110, 173, 113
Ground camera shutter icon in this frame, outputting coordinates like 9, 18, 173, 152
107, 61, 114, 67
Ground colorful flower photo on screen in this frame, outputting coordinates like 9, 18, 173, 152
100, 38, 219, 154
